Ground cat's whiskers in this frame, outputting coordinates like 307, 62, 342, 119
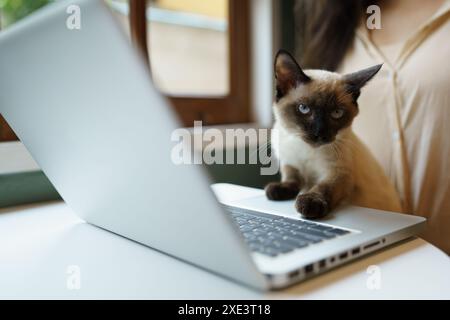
336, 137, 358, 152
332, 143, 343, 160
326, 138, 352, 160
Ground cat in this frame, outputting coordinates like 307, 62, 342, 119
265, 50, 402, 219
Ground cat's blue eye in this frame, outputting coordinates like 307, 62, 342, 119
331, 109, 344, 119
298, 104, 310, 114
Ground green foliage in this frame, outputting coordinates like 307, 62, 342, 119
0, 0, 53, 28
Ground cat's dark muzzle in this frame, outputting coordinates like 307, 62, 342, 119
305, 134, 335, 147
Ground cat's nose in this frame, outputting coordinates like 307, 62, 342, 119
312, 125, 325, 138
313, 132, 325, 140
312, 132, 330, 143
319, 135, 333, 143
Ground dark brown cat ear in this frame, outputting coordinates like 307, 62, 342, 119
274, 50, 310, 101
343, 64, 383, 102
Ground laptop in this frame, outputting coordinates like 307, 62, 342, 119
0, 0, 425, 290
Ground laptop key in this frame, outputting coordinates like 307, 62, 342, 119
308, 224, 334, 232
327, 228, 350, 235
302, 228, 337, 239
261, 247, 279, 257
273, 235, 308, 248
239, 225, 253, 232
235, 218, 248, 225
289, 231, 323, 243
269, 244, 295, 254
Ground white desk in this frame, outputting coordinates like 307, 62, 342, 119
1, 183, 449, 299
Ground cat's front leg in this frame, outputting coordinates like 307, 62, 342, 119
265, 165, 303, 201
295, 173, 352, 219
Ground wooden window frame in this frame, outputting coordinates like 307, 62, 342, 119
0, 116, 17, 141
129, 0, 252, 126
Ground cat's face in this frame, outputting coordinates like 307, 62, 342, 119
273, 50, 382, 147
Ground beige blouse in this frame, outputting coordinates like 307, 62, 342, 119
339, 1, 450, 254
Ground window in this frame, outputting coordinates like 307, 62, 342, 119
126, 0, 251, 126
0, 0, 252, 142
108, 0, 230, 96
147, 0, 230, 96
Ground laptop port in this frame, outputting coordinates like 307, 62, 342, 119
319, 259, 326, 269
339, 252, 348, 260
289, 270, 300, 279
363, 241, 380, 250
304, 264, 314, 274
351, 247, 360, 255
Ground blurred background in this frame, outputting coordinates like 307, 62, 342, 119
0, 0, 283, 207
0, 0, 229, 95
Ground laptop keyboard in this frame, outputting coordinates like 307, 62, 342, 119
225, 206, 350, 257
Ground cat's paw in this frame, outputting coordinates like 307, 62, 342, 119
295, 193, 329, 219
265, 182, 300, 200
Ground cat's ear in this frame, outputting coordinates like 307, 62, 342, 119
274, 50, 310, 101
343, 64, 383, 102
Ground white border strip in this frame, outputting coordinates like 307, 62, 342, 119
0, 141, 39, 174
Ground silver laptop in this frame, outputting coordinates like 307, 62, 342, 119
0, 0, 425, 290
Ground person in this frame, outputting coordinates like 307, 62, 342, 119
294, 0, 450, 254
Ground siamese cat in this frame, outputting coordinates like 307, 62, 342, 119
266, 50, 402, 219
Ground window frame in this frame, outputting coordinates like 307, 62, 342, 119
0, 115, 17, 141
129, 0, 252, 126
